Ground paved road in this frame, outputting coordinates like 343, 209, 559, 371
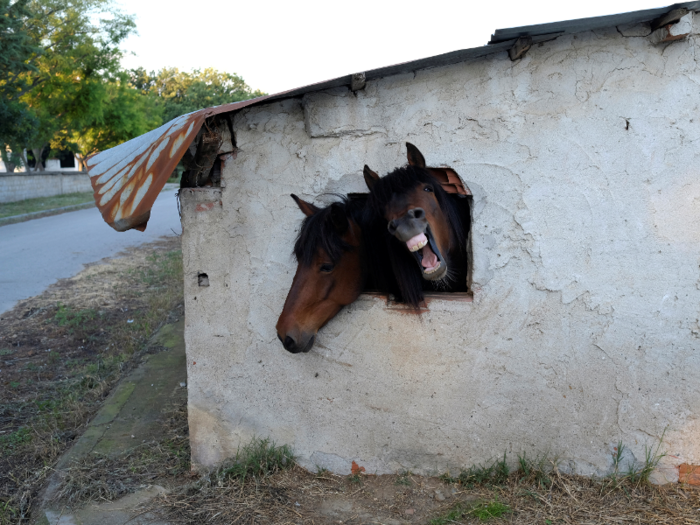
0, 189, 182, 315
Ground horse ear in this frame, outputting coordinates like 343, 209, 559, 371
406, 142, 426, 168
363, 165, 379, 190
291, 194, 319, 217
329, 203, 348, 234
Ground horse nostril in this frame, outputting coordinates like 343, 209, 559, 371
277, 334, 283, 343
283, 336, 296, 351
412, 208, 425, 220
387, 220, 397, 234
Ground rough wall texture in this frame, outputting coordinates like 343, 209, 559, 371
0, 172, 91, 203
182, 17, 700, 482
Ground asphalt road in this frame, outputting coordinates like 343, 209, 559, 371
0, 188, 182, 316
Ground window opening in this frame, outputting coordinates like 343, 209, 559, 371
353, 167, 473, 304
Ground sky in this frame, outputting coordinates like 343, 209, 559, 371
117, 0, 669, 95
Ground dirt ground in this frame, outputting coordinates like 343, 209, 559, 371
0, 236, 183, 524
2, 234, 700, 525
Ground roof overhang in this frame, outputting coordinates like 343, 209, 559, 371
86, 2, 700, 232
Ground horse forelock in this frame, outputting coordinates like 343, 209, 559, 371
293, 197, 365, 266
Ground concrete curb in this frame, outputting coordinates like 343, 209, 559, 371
38, 318, 186, 524
0, 184, 180, 228
0, 201, 96, 227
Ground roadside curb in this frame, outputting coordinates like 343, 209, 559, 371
37, 318, 186, 524
0, 184, 180, 228
0, 201, 96, 227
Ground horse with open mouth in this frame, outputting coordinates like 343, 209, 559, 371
276, 194, 370, 353
364, 143, 467, 307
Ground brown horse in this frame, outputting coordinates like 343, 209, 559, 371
364, 143, 466, 307
276, 194, 368, 353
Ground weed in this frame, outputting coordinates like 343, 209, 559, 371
0, 348, 14, 356
627, 431, 667, 485
516, 452, 552, 488
216, 438, 294, 484
395, 470, 412, 486
315, 465, 329, 476
9, 381, 19, 389
470, 498, 511, 521
0, 427, 32, 452
603, 431, 667, 490
430, 498, 511, 524
457, 453, 510, 487
348, 474, 363, 485
430, 502, 467, 525
54, 303, 98, 333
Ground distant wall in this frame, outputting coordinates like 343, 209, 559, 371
0, 172, 92, 203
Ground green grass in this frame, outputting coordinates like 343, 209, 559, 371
54, 303, 98, 332
0, 191, 94, 219
0, 427, 32, 454
216, 438, 295, 484
430, 498, 511, 524
442, 452, 510, 488
395, 470, 412, 486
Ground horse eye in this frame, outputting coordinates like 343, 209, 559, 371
424, 185, 434, 192
320, 263, 335, 273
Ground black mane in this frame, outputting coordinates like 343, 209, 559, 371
366, 166, 465, 307
293, 196, 366, 266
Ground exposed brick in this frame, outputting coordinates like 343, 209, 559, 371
679, 464, 700, 486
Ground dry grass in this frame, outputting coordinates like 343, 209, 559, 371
0, 236, 183, 525
52, 399, 190, 505
132, 443, 700, 525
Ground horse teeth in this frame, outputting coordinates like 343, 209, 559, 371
410, 240, 427, 252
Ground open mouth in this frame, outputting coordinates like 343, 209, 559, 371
405, 226, 447, 280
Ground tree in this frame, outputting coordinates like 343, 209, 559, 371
1, 0, 140, 171
131, 67, 265, 124
61, 73, 162, 169
0, 0, 40, 171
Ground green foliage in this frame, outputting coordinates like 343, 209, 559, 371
395, 470, 412, 486
0, 0, 149, 169
215, 438, 294, 484
130, 67, 265, 123
605, 433, 667, 488
443, 453, 510, 488
54, 302, 98, 332
470, 498, 511, 521
516, 452, 552, 488
0, 427, 32, 453
430, 498, 511, 524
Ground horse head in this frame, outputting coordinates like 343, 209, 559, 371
276, 195, 366, 353
365, 143, 464, 304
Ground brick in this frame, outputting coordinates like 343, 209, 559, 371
679, 464, 700, 486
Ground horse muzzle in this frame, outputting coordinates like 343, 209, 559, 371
388, 209, 447, 281
277, 332, 316, 354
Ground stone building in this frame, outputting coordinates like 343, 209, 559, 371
87, 3, 700, 482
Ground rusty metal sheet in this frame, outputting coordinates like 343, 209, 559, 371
86, 96, 275, 232
427, 168, 471, 196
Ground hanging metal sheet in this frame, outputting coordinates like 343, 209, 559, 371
86, 96, 275, 232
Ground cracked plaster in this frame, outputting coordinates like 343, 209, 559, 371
181, 17, 700, 481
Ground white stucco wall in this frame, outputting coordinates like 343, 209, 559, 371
0, 172, 91, 203
181, 17, 700, 481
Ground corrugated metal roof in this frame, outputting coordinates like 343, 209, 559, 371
87, 2, 699, 232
